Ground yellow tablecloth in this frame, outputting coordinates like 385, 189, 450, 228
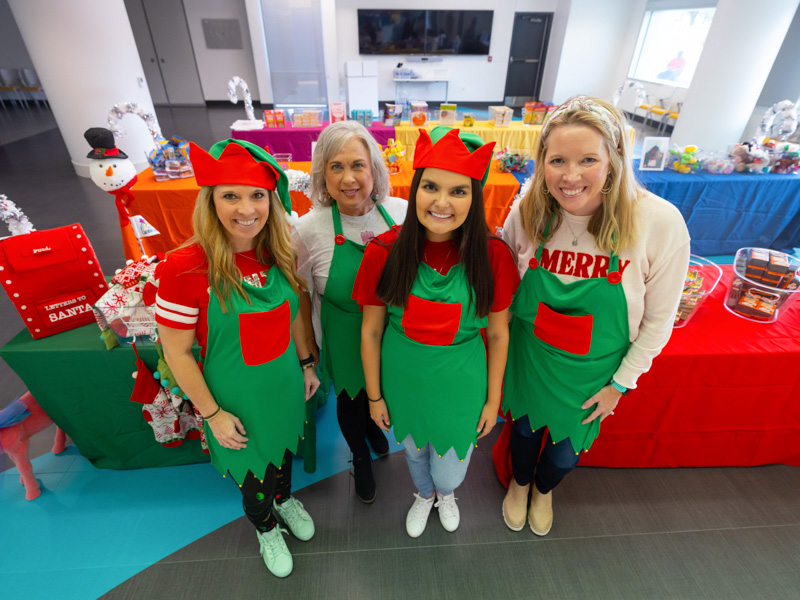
395, 120, 542, 161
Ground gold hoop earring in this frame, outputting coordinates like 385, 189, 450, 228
541, 185, 550, 196
601, 177, 613, 194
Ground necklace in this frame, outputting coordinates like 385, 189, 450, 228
563, 219, 586, 247
423, 245, 454, 275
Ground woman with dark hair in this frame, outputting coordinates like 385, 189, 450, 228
353, 127, 519, 538
156, 139, 320, 578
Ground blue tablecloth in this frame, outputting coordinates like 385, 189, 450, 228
508, 161, 800, 256
635, 160, 800, 255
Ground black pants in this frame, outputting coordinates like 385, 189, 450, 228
336, 388, 381, 458
239, 449, 293, 532
510, 415, 581, 494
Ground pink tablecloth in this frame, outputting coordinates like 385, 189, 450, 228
232, 122, 396, 160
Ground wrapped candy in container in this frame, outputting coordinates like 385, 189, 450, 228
673, 255, 722, 328
93, 257, 158, 343
725, 247, 800, 324
147, 135, 194, 182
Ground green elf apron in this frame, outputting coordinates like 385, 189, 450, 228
382, 259, 488, 460
319, 202, 395, 398
203, 266, 305, 484
502, 227, 630, 453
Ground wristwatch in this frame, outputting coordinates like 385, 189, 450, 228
610, 379, 629, 396
299, 354, 315, 367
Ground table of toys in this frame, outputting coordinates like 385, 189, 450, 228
118, 161, 521, 260
231, 113, 397, 162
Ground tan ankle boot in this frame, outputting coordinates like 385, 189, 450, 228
502, 479, 530, 531
528, 486, 553, 536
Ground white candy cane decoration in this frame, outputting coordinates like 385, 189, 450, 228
756, 100, 798, 144
227, 76, 255, 121
612, 80, 648, 108
107, 101, 163, 144
0, 194, 35, 236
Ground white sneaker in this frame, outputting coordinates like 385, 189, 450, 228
257, 526, 293, 578
273, 497, 315, 541
406, 493, 435, 538
435, 491, 460, 532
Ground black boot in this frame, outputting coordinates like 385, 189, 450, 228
353, 453, 376, 503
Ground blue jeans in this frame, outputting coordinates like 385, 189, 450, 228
510, 415, 581, 494
402, 434, 475, 497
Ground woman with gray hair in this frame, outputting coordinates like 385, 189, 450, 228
292, 120, 407, 503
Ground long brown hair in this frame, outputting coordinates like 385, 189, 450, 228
520, 96, 639, 253
375, 168, 494, 317
174, 186, 306, 312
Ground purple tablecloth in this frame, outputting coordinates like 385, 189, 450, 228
231, 122, 396, 161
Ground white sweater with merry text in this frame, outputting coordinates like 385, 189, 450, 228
502, 191, 690, 389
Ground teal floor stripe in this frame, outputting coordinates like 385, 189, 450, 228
1, 387, 400, 600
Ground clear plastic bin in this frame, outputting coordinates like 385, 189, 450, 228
674, 254, 722, 328
724, 247, 800, 323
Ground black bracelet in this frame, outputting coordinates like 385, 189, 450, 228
203, 406, 222, 420
299, 354, 315, 367
368, 394, 384, 403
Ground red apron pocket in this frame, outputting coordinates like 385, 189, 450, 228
401, 294, 462, 346
533, 302, 593, 355
238, 301, 291, 366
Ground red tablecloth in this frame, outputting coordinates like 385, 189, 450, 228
493, 265, 800, 478
231, 122, 396, 161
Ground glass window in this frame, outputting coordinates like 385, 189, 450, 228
628, 8, 716, 89
261, 0, 327, 106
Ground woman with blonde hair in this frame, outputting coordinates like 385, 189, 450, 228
292, 121, 406, 503
500, 97, 689, 536
156, 139, 319, 578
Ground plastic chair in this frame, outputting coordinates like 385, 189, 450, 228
19, 68, 48, 108
0, 68, 29, 110
657, 111, 679, 135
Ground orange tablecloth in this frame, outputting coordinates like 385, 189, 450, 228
120, 162, 520, 260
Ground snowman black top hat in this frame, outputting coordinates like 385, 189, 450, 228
85, 127, 128, 159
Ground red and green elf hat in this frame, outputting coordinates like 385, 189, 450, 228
188, 139, 292, 214
413, 127, 496, 186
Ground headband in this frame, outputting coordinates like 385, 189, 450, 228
543, 96, 621, 148
189, 139, 292, 214
413, 127, 496, 186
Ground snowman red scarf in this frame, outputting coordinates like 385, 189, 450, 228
109, 175, 138, 228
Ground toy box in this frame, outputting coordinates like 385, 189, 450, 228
439, 104, 457, 125
489, 106, 513, 127
410, 101, 428, 126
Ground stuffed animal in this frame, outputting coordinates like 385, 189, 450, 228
0, 392, 67, 500
730, 142, 770, 174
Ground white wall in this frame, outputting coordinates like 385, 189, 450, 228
183, 0, 260, 102
332, 0, 561, 103
550, 0, 643, 104
9, 0, 158, 177
0, 0, 34, 69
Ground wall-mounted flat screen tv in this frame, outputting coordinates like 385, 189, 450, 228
358, 9, 493, 55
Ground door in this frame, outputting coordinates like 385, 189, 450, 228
125, 0, 167, 104
504, 13, 552, 107
126, 0, 205, 106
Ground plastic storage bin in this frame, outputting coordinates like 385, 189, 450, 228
674, 255, 722, 328
724, 247, 800, 323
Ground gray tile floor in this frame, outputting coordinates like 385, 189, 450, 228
100, 436, 800, 600
3, 104, 800, 600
